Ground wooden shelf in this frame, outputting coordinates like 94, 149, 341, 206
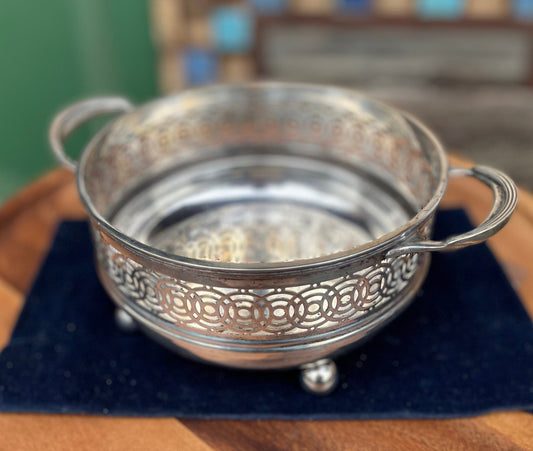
253, 14, 533, 84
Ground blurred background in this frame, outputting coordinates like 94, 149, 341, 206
1, 0, 532, 203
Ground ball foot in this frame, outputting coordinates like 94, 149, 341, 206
114, 308, 138, 333
300, 358, 338, 395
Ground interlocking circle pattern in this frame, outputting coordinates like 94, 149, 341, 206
96, 235, 421, 339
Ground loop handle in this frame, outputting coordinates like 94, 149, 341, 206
49, 97, 133, 171
387, 165, 517, 257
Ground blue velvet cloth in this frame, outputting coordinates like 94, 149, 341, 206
0, 210, 532, 419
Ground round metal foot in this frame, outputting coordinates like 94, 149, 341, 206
114, 308, 138, 333
300, 358, 338, 395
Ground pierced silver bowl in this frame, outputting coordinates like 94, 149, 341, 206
50, 82, 517, 394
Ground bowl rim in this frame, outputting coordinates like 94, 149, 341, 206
76, 81, 449, 277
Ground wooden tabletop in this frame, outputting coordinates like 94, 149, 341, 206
0, 156, 532, 450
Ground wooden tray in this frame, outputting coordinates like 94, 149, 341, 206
0, 155, 531, 450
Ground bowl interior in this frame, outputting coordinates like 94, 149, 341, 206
80, 83, 445, 265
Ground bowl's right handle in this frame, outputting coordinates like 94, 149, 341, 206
49, 97, 134, 171
387, 165, 517, 258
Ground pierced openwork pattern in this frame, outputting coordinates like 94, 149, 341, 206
95, 233, 421, 339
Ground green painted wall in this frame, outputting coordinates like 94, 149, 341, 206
0, 0, 157, 202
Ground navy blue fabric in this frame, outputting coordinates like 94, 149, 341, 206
0, 210, 532, 419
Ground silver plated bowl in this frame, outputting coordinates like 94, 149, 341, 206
50, 82, 517, 394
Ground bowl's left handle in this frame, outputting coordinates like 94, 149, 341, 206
49, 97, 134, 171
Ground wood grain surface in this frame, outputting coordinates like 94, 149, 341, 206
0, 155, 531, 451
